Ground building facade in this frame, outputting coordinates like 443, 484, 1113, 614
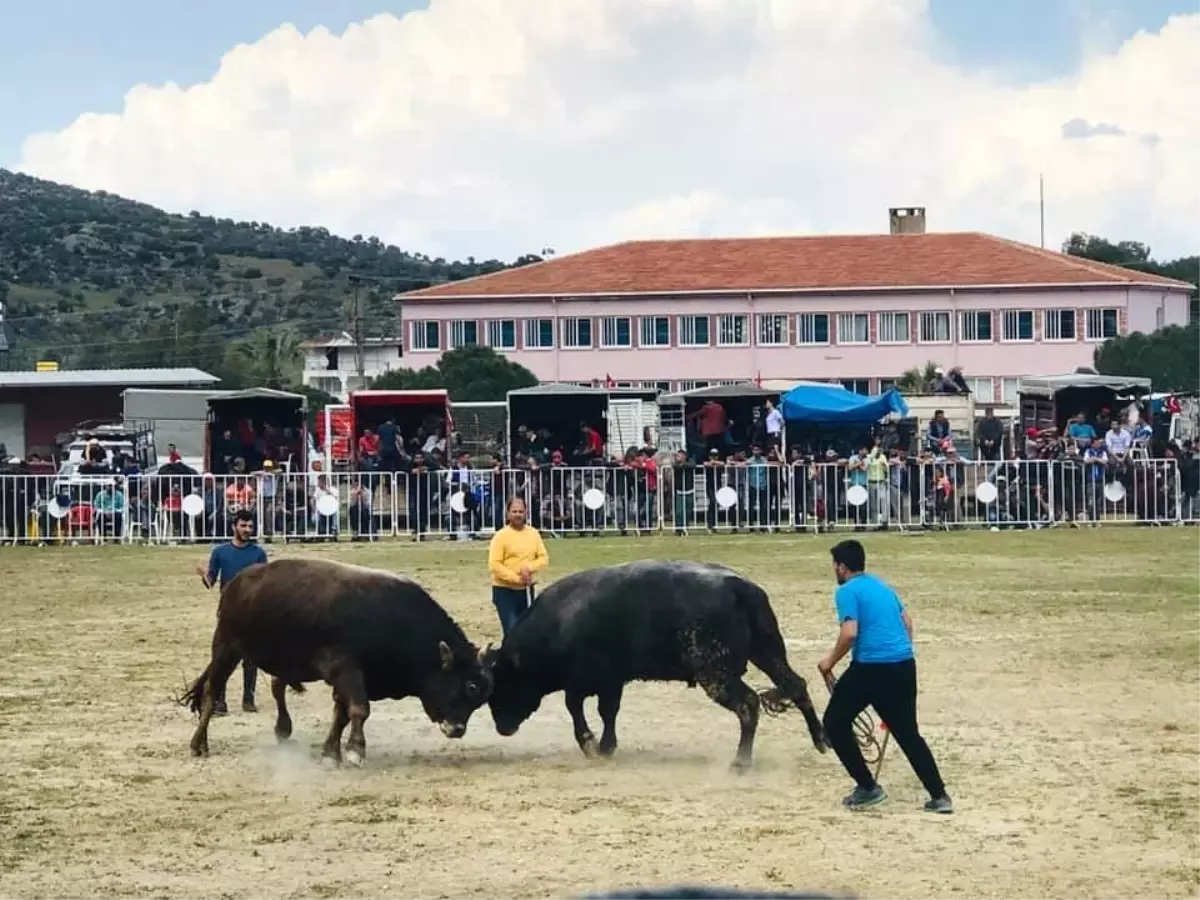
396, 225, 1193, 404
300, 333, 405, 401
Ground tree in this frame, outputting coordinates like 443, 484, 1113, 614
370, 345, 538, 401
895, 361, 939, 393
1093, 322, 1199, 392
1065, 232, 1199, 322
231, 327, 303, 390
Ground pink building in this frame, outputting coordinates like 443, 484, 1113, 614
396, 224, 1192, 405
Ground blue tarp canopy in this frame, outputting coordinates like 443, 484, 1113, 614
780, 384, 910, 424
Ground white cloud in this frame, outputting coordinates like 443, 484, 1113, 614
16, 0, 1200, 260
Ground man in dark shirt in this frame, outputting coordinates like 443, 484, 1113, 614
194, 509, 268, 714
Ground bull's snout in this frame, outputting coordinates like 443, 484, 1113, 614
495, 722, 519, 737
439, 721, 467, 739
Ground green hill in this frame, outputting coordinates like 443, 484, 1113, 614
0, 168, 541, 381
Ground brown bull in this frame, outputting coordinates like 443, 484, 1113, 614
179, 557, 497, 765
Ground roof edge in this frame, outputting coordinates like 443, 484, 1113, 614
394, 280, 1193, 302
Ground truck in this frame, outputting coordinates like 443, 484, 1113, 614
121, 387, 229, 471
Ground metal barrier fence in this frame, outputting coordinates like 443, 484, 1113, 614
0, 459, 1195, 545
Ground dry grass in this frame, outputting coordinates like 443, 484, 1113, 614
0, 528, 1197, 899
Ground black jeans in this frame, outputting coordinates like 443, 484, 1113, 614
822, 658, 946, 797
215, 661, 257, 704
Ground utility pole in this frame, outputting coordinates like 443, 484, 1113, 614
348, 275, 364, 386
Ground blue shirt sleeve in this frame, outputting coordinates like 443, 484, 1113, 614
834, 583, 858, 624
254, 546, 268, 565
206, 545, 222, 587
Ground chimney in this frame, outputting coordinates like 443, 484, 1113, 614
889, 207, 926, 235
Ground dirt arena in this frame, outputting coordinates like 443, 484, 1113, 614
0, 529, 1196, 899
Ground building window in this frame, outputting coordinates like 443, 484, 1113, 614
561, 317, 592, 349
958, 311, 993, 343
918, 311, 952, 343
966, 377, 994, 400
1156, 306, 1165, 329
486, 319, 516, 349
524, 318, 554, 349
1085, 308, 1119, 341
878, 378, 897, 393
842, 379, 871, 395
796, 313, 830, 345
877, 312, 910, 344
837, 313, 869, 344
1002, 310, 1034, 341
678, 315, 710, 347
640, 380, 672, 392
601, 316, 632, 348
1044, 309, 1076, 341
639, 315, 670, 347
717, 314, 749, 346
410, 320, 440, 351
1001, 377, 1020, 404
756, 313, 788, 346
449, 320, 478, 349
678, 380, 711, 391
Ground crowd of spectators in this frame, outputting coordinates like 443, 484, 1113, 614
1, 400, 1196, 544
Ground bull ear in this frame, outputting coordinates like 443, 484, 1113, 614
438, 640, 454, 672
478, 642, 498, 666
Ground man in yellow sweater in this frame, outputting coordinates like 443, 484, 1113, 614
488, 496, 550, 636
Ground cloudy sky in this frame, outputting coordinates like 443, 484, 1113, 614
4, 0, 1197, 262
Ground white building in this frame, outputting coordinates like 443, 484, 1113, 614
300, 332, 405, 401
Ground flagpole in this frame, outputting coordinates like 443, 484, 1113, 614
1039, 173, 1045, 249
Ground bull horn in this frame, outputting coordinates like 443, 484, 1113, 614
478, 642, 497, 663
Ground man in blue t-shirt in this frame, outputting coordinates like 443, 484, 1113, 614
817, 539, 952, 814
194, 508, 268, 715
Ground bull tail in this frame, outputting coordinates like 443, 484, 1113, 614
735, 577, 831, 753
176, 665, 210, 714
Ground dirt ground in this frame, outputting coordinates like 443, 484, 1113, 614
0, 529, 1197, 899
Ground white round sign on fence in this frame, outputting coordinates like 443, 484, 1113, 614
316, 494, 340, 517
1103, 481, 1127, 503
449, 491, 469, 514
582, 488, 606, 511
47, 498, 68, 519
845, 484, 868, 507
975, 481, 998, 504
181, 494, 205, 518
715, 486, 738, 509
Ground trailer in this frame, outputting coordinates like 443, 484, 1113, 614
348, 389, 452, 464
204, 388, 308, 474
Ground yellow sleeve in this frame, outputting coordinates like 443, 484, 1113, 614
528, 530, 550, 574
488, 531, 521, 584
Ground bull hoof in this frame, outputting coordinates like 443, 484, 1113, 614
729, 757, 752, 775
578, 733, 599, 758
344, 748, 365, 768
321, 752, 341, 768
597, 740, 617, 758
190, 745, 207, 758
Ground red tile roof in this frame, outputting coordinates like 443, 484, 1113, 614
400, 232, 1192, 300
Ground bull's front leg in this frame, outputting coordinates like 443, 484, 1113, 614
565, 690, 598, 757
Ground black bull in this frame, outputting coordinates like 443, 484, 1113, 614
486, 559, 830, 770
179, 557, 497, 765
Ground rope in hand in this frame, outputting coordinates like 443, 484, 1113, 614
757, 670, 889, 774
